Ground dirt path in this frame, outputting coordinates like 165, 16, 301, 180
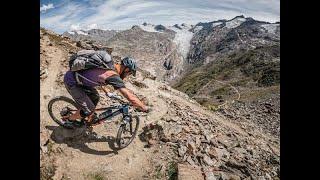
40, 34, 67, 138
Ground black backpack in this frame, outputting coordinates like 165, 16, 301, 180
69, 50, 115, 71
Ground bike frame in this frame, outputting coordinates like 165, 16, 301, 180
96, 104, 130, 121
68, 103, 131, 125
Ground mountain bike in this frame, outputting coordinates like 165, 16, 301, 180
47, 93, 139, 149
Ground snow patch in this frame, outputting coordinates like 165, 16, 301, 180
139, 23, 194, 59
76, 30, 88, 35
68, 31, 75, 35
168, 25, 194, 59
212, 22, 222, 28
261, 24, 278, 34
225, 17, 246, 28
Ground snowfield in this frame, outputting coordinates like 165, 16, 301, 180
168, 25, 194, 59
261, 24, 278, 34
76, 30, 88, 35
225, 17, 246, 28
139, 23, 194, 59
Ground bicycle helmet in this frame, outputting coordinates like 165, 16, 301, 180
121, 57, 137, 76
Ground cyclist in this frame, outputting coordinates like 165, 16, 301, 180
63, 54, 150, 127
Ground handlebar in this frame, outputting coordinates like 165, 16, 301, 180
99, 86, 148, 113
107, 93, 131, 106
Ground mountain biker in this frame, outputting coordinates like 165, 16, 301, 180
63, 53, 150, 127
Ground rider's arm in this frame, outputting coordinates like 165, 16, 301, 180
118, 88, 147, 112
104, 74, 148, 112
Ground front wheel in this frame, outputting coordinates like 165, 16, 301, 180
115, 116, 140, 149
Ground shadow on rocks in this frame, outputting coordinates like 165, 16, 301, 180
45, 125, 120, 156
138, 123, 166, 148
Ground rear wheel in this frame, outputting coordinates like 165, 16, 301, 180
48, 96, 84, 129
116, 116, 140, 149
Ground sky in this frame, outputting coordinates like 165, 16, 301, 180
40, 0, 280, 34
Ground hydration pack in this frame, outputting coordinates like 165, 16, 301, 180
68, 50, 115, 71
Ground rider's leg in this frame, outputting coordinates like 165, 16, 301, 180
64, 84, 96, 121
82, 87, 100, 123
83, 86, 100, 107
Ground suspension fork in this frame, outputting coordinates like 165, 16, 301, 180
122, 104, 131, 123
121, 104, 134, 134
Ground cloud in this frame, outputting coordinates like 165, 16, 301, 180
40, 3, 54, 12
40, 0, 280, 33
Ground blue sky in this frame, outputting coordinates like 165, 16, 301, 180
40, 0, 280, 34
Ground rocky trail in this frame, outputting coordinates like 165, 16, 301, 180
40, 28, 279, 180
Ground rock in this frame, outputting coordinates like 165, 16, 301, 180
76, 41, 92, 49
208, 147, 230, 161
203, 154, 216, 166
265, 173, 272, 180
154, 24, 166, 31
217, 135, 235, 148
177, 164, 204, 180
205, 171, 217, 180
208, 147, 218, 159
187, 139, 196, 155
40, 145, 48, 153
170, 116, 180, 122
186, 156, 196, 166
210, 138, 219, 147
162, 124, 182, 141
195, 136, 201, 147
257, 176, 266, 180
229, 175, 241, 180
203, 130, 214, 141
231, 147, 248, 160
126, 157, 132, 165
183, 126, 190, 133
178, 145, 187, 157
147, 139, 157, 146
102, 164, 113, 172
174, 24, 182, 30
219, 172, 241, 180
40, 68, 48, 79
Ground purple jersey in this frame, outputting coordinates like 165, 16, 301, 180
64, 68, 107, 87
64, 68, 126, 89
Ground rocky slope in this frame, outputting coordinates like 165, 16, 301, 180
40, 27, 279, 180
62, 29, 118, 45
173, 16, 280, 140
